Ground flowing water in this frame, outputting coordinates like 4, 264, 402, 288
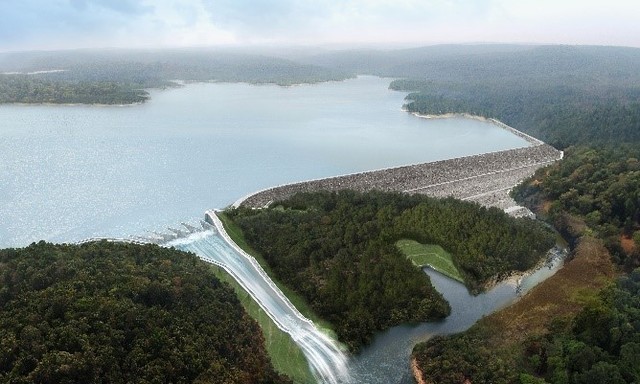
168, 213, 350, 384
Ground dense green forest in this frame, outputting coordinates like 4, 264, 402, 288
394, 80, 640, 149
0, 241, 290, 384
389, 45, 640, 384
410, 147, 640, 382
513, 145, 640, 270
226, 191, 553, 350
0, 75, 150, 104
0, 49, 351, 104
380, 46, 640, 148
413, 269, 640, 384
300, 44, 640, 148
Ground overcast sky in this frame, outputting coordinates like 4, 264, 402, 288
1, 0, 638, 52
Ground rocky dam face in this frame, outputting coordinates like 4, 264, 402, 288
235, 143, 562, 217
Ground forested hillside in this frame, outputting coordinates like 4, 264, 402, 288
0, 49, 351, 104
301, 44, 640, 148
413, 266, 639, 384
513, 145, 640, 270
396, 45, 640, 384
0, 74, 150, 104
226, 191, 554, 350
0, 241, 291, 384
382, 46, 640, 148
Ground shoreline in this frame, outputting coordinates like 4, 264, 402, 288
411, 357, 427, 384
0, 100, 147, 107
232, 114, 558, 210
481, 245, 568, 295
409, 111, 544, 146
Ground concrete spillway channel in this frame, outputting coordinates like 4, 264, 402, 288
167, 211, 351, 384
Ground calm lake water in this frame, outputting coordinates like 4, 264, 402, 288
0, 76, 528, 248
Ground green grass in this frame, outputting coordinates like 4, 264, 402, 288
210, 266, 316, 384
396, 239, 465, 283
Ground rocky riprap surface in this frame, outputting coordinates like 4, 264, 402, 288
235, 132, 562, 218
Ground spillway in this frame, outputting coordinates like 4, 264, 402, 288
166, 212, 350, 384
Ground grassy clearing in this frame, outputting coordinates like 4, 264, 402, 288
476, 236, 615, 351
217, 212, 337, 336
396, 239, 465, 283
210, 266, 316, 384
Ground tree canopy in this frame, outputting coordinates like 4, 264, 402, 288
226, 191, 554, 350
0, 241, 291, 384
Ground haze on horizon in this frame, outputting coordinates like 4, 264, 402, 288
1, 0, 639, 53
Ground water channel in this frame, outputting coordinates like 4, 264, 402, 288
168, 220, 564, 383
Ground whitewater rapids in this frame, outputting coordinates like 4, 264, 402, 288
167, 211, 350, 384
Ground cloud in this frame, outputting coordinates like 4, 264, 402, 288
199, 0, 332, 40
0, 0, 638, 51
0, 0, 155, 50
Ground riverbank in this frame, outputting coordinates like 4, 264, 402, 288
411, 357, 427, 384
412, 236, 616, 383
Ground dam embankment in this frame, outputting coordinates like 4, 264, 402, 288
234, 141, 562, 215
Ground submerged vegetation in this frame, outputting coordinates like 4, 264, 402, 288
226, 190, 553, 350
0, 241, 291, 384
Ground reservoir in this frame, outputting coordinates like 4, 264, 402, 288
0, 75, 548, 382
0, 76, 528, 248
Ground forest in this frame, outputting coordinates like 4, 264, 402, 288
411, 148, 640, 383
413, 269, 640, 384
300, 44, 640, 149
513, 145, 640, 270
226, 190, 554, 350
0, 49, 351, 104
0, 75, 150, 104
0, 241, 291, 384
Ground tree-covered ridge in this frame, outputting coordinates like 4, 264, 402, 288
0, 49, 352, 104
226, 191, 554, 350
413, 268, 640, 384
366, 45, 640, 149
411, 145, 640, 384
513, 146, 640, 270
394, 80, 640, 149
0, 241, 291, 384
520, 270, 640, 384
0, 75, 150, 104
